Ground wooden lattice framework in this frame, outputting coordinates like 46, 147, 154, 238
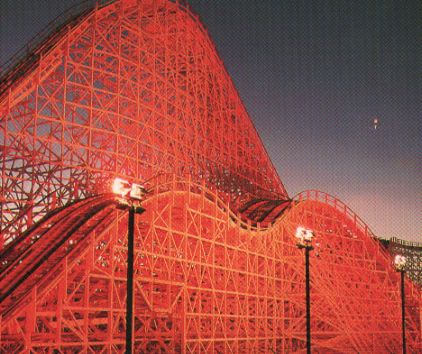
0, 177, 420, 352
0, 0, 285, 247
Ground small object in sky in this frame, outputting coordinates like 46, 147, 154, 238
372, 117, 379, 130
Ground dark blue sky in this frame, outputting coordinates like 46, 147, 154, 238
1, 0, 421, 241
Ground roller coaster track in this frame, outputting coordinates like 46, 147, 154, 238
0, 1, 115, 97
0, 176, 420, 351
0, 195, 117, 319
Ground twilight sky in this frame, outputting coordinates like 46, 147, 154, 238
0, 0, 420, 242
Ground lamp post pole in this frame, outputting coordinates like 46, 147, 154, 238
112, 178, 147, 354
295, 226, 315, 354
125, 205, 145, 354
126, 206, 135, 354
305, 246, 311, 354
394, 254, 407, 354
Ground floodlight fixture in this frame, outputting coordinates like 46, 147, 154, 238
112, 178, 131, 198
129, 182, 147, 201
112, 178, 147, 202
394, 254, 406, 271
295, 226, 315, 249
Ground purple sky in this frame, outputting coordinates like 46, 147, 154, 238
1, 0, 420, 242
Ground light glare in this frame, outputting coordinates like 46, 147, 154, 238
295, 226, 314, 242
112, 178, 131, 197
295, 226, 306, 240
394, 254, 406, 267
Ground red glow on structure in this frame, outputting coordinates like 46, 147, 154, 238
0, 0, 420, 352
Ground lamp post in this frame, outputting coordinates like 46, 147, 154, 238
112, 178, 147, 354
295, 226, 315, 354
394, 254, 407, 354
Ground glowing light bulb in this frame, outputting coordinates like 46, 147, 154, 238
372, 117, 379, 130
112, 178, 131, 197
